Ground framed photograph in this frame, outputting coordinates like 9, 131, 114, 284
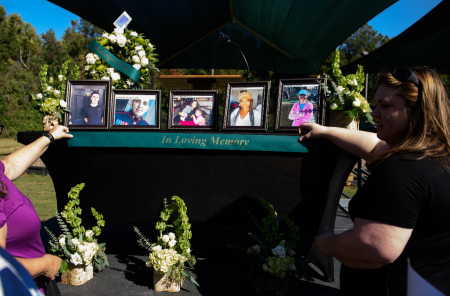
222, 81, 270, 132
110, 89, 161, 130
275, 78, 326, 132
65, 80, 110, 130
114, 11, 132, 29
168, 90, 219, 130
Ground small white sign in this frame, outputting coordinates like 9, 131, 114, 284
114, 11, 132, 29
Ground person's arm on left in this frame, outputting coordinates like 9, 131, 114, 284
314, 218, 412, 269
2, 125, 72, 181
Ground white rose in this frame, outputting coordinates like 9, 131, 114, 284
352, 98, 361, 107
36, 93, 43, 99
135, 45, 143, 51
117, 34, 127, 47
90, 70, 96, 75
152, 245, 162, 252
132, 55, 140, 63
168, 240, 177, 247
330, 103, 338, 110
58, 75, 64, 81
138, 50, 146, 59
289, 264, 296, 271
252, 244, 261, 252
85, 65, 90, 71
59, 100, 67, 108
102, 33, 109, 38
101, 76, 110, 80
271, 245, 286, 258
140, 57, 149, 67
46, 86, 52, 91
85, 230, 94, 238
130, 31, 138, 37
53, 90, 60, 96
107, 68, 115, 75
71, 239, 80, 246
337, 86, 344, 93
114, 27, 124, 36
286, 248, 296, 256
59, 237, 66, 246
133, 64, 141, 71
93, 54, 100, 61
108, 34, 117, 44
110, 72, 121, 82
85, 53, 96, 64
168, 232, 176, 240
262, 263, 269, 272
162, 235, 170, 243
70, 253, 83, 265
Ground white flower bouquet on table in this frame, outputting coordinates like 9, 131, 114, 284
84, 27, 159, 89
45, 183, 108, 285
229, 198, 312, 295
319, 49, 374, 124
134, 196, 199, 291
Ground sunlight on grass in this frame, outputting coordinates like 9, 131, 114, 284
0, 138, 24, 159
12, 173, 57, 222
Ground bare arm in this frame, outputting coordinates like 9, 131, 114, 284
15, 255, 62, 280
314, 218, 412, 269
2, 125, 73, 181
299, 123, 389, 162
0, 223, 6, 249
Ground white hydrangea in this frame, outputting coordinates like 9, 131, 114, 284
110, 73, 121, 82
132, 55, 140, 63
147, 249, 180, 274
162, 235, 170, 243
140, 57, 149, 67
168, 240, 177, 247
36, 93, 43, 99
108, 34, 117, 44
117, 35, 127, 47
152, 245, 162, 252
85, 230, 94, 238
86, 53, 96, 65
58, 75, 64, 81
70, 253, 83, 265
60, 100, 67, 108
133, 64, 141, 71
71, 239, 81, 246
138, 50, 146, 59
130, 31, 138, 37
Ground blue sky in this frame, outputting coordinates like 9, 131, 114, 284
0, 0, 443, 39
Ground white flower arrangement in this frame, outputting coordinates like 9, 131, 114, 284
45, 183, 108, 274
320, 49, 375, 124
134, 196, 199, 286
32, 60, 78, 117
84, 28, 159, 89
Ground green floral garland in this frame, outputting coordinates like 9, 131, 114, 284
84, 27, 159, 89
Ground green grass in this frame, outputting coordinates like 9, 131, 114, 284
12, 173, 57, 222
0, 138, 24, 159
342, 184, 358, 198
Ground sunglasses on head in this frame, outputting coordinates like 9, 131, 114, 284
392, 67, 420, 88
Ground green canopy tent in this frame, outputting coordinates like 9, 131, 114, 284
342, 0, 450, 74
48, 0, 396, 74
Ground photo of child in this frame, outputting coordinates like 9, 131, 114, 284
192, 109, 206, 126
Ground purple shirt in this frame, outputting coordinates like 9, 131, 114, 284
0, 160, 45, 259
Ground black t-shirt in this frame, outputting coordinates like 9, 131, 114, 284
83, 105, 104, 125
341, 154, 450, 296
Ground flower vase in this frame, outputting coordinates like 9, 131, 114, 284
153, 270, 181, 292
329, 110, 359, 130
60, 263, 93, 286
42, 114, 60, 131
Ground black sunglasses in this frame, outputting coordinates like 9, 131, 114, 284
392, 67, 420, 88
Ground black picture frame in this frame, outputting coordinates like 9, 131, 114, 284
110, 89, 161, 130
168, 90, 219, 131
65, 80, 110, 130
275, 78, 326, 132
222, 81, 270, 132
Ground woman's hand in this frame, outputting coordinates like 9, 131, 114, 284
299, 123, 328, 141
314, 226, 336, 257
49, 125, 73, 141
42, 254, 62, 280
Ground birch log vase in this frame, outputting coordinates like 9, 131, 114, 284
42, 114, 60, 131
328, 110, 359, 130
153, 270, 182, 292
60, 263, 94, 286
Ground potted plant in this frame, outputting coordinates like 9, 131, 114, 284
134, 196, 199, 292
45, 183, 108, 285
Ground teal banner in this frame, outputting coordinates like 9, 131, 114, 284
67, 132, 314, 153
88, 41, 140, 82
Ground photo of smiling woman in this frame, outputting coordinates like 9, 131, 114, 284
114, 95, 156, 126
229, 90, 262, 126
